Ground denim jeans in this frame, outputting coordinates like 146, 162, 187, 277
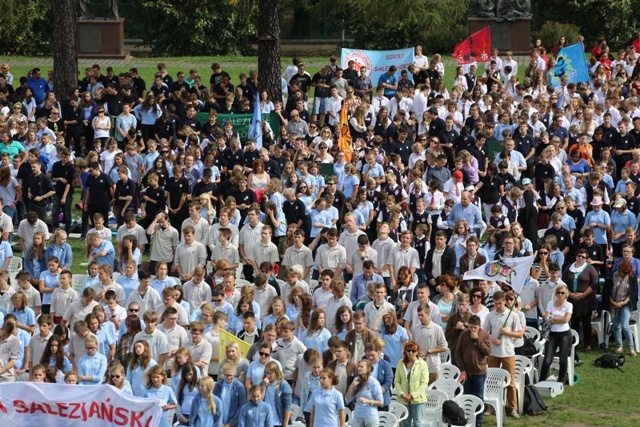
351, 417, 378, 427
612, 305, 634, 350
52, 194, 73, 233
464, 374, 486, 426
401, 402, 425, 427
539, 329, 572, 383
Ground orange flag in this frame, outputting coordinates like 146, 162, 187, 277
338, 101, 352, 162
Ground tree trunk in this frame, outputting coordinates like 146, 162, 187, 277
53, 0, 78, 101
258, 0, 282, 103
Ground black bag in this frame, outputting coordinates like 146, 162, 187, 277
442, 399, 467, 426
594, 354, 626, 372
523, 384, 548, 415
515, 337, 537, 357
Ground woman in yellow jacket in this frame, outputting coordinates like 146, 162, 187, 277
393, 340, 430, 427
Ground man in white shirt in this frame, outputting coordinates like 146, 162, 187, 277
339, 213, 367, 281
385, 231, 420, 288
413, 45, 429, 70
502, 51, 518, 77
238, 207, 264, 283
363, 283, 395, 328
412, 303, 448, 384
282, 229, 314, 281
316, 228, 347, 278
157, 306, 189, 370
482, 291, 522, 418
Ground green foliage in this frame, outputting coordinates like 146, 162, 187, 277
534, 22, 581, 51
299, 0, 470, 53
131, 0, 258, 56
421, 25, 470, 56
532, 0, 640, 49
0, 0, 52, 55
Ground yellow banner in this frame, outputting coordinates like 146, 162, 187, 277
219, 328, 252, 360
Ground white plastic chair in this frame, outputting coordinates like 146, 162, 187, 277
550, 329, 579, 386
427, 378, 463, 400
483, 367, 510, 427
378, 411, 398, 427
344, 407, 353, 424
439, 363, 461, 380
390, 387, 398, 402
514, 355, 534, 414
524, 326, 542, 342
592, 310, 612, 349
236, 278, 251, 290
439, 348, 452, 365
72, 274, 88, 294
290, 403, 303, 422
389, 402, 408, 425
454, 394, 485, 427
424, 389, 448, 427
8, 257, 22, 282
291, 422, 305, 427
530, 339, 544, 383
628, 311, 640, 352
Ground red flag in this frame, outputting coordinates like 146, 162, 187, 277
452, 26, 492, 65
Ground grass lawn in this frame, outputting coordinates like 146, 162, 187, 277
5, 55, 478, 95
7, 53, 633, 426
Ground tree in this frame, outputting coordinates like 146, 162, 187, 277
52, 0, 78, 101
258, 0, 282, 103
0, 0, 51, 54
131, 0, 257, 56
298, 0, 471, 51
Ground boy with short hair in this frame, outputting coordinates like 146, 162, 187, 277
104, 289, 127, 330
482, 291, 522, 418
273, 320, 306, 382
187, 320, 213, 375
538, 261, 566, 316
28, 314, 53, 376
68, 320, 97, 370
133, 310, 169, 366
16, 271, 42, 316
237, 311, 262, 346
50, 270, 78, 324
412, 303, 447, 384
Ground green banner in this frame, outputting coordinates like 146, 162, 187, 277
487, 139, 504, 162
196, 112, 280, 144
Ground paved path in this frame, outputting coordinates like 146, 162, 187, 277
5, 56, 533, 69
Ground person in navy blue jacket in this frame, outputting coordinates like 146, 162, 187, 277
363, 343, 394, 411
213, 361, 247, 427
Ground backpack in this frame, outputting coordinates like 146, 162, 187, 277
594, 354, 626, 372
442, 400, 467, 426
523, 384, 548, 415
515, 337, 538, 358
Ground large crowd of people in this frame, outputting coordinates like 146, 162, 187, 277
1, 33, 640, 427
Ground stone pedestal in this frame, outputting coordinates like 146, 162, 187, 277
469, 17, 531, 55
77, 18, 127, 59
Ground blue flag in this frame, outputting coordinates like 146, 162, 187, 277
551, 42, 589, 87
249, 96, 263, 149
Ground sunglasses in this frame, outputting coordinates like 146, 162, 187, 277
539, 251, 549, 255
506, 297, 515, 301
110, 374, 122, 379
406, 349, 418, 353
472, 294, 483, 299
576, 255, 587, 258
129, 309, 139, 312
259, 352, 271, 357
162, 151, 169, 154
98, 111, 105, 113
556, 292, 566, 295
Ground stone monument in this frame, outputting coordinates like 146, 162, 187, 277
77, 0, 127, 59
469, 0, 531, 54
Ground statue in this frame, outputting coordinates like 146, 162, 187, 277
475, 0, 495, 17
79, 0, 119, 20
473, 0, 531, 19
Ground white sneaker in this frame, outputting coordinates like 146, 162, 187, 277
510, 410, 520, 419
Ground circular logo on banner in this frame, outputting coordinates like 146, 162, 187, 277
344, 51, 372, 76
